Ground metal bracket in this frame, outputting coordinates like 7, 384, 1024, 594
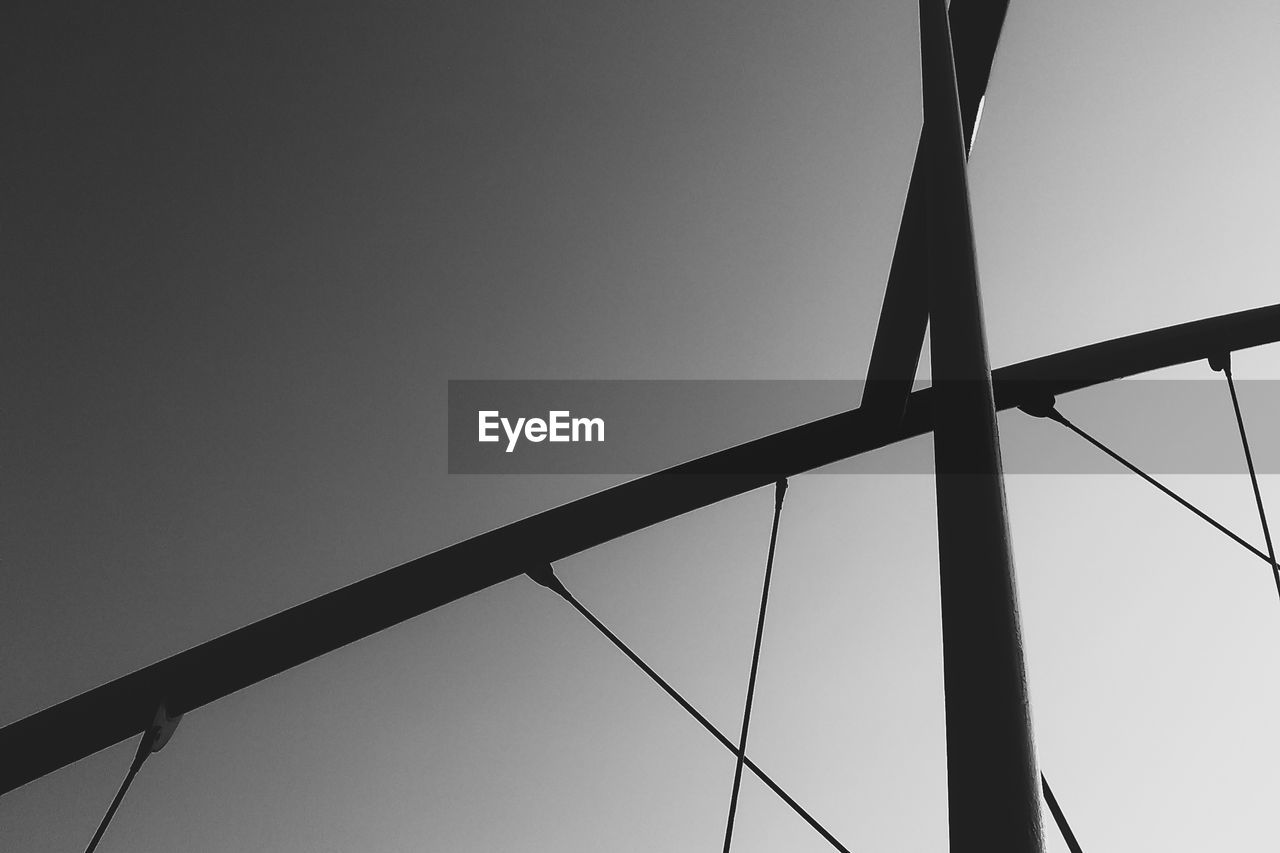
147, 701, 182, 754
1017, 392, 1057, 419
526, 563, 569, 599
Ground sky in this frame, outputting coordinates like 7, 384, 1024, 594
3, 1, 1280, 850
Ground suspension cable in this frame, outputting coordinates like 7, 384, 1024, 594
1211, 352, 1280, 602
722, 478, 788, 853
1041, 773, 1084, 853
527, 563, 853, 853
84, 737, 150, 853
84, 704, 180, 853
1022, 402, 1271, 566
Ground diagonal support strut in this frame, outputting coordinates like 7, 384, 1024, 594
861, 0, 1012, 420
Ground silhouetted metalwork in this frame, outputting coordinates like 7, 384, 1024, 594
4, 3, 1280, 848
1029, 403, 1273, 566
862, 0, 1011, 420
1212, 352, 1280, 600
2, 303, 1278, 797
722, 479, 788, 853
83, 704, 180, 853
920, 0, 1042, 846
526, 564, 852, 853
1041, 774, 1085, 853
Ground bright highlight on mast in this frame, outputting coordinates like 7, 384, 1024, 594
970, 94, 986, 150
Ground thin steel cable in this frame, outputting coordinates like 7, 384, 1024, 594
1041, 773, 1084, 853
1041, 407, 1271, 566
528, 565, 852, 853
722, 479, 788, 853
84, 729, 155, 853
1219, 359, 1280, 602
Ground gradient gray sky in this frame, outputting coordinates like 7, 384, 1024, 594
4, 1, 1280, 850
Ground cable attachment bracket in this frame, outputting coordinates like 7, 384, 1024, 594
526, 562, 570, 600
146, 701, 182, 755
1208, 351, 1232, 374
1017, 390, 1058, 419
130, 701, 182, 773
83, 700, 182, 853
774, 478, 788, 511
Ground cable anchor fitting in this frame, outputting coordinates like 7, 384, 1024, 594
1017, 391, 1058, 420
131, 701, 182, 771
526, 562, 570, 600
147, 701, 182, 754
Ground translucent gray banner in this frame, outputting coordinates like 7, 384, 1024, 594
447, 380, 1280, 475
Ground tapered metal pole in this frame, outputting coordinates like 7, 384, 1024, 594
919, 0, 1044, 849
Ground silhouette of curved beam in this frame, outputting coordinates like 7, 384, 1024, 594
2, 302, 1278, 796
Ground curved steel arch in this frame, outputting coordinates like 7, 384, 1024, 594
2, 300, 1277, 796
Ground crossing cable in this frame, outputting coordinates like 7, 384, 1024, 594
722, 478, 788, 853
527, 563, 853, 853
1210, 352, 1280, 602
1041, 773, 1085, 853
84, 704, 180, 853
1019, 398, 1272, 567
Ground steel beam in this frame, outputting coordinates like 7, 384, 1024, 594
2, 303, 1278, 796
861, 0, 1011, 419
919, 0, 1042, 847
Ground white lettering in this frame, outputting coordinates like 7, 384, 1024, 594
549, 410, 570, 442
502, 417, 525, 453
480, 410, 604, 452
478, 411, 500, 443
573, 417, 604, 442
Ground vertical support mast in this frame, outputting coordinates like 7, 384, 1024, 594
918, 0, 1044, 850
